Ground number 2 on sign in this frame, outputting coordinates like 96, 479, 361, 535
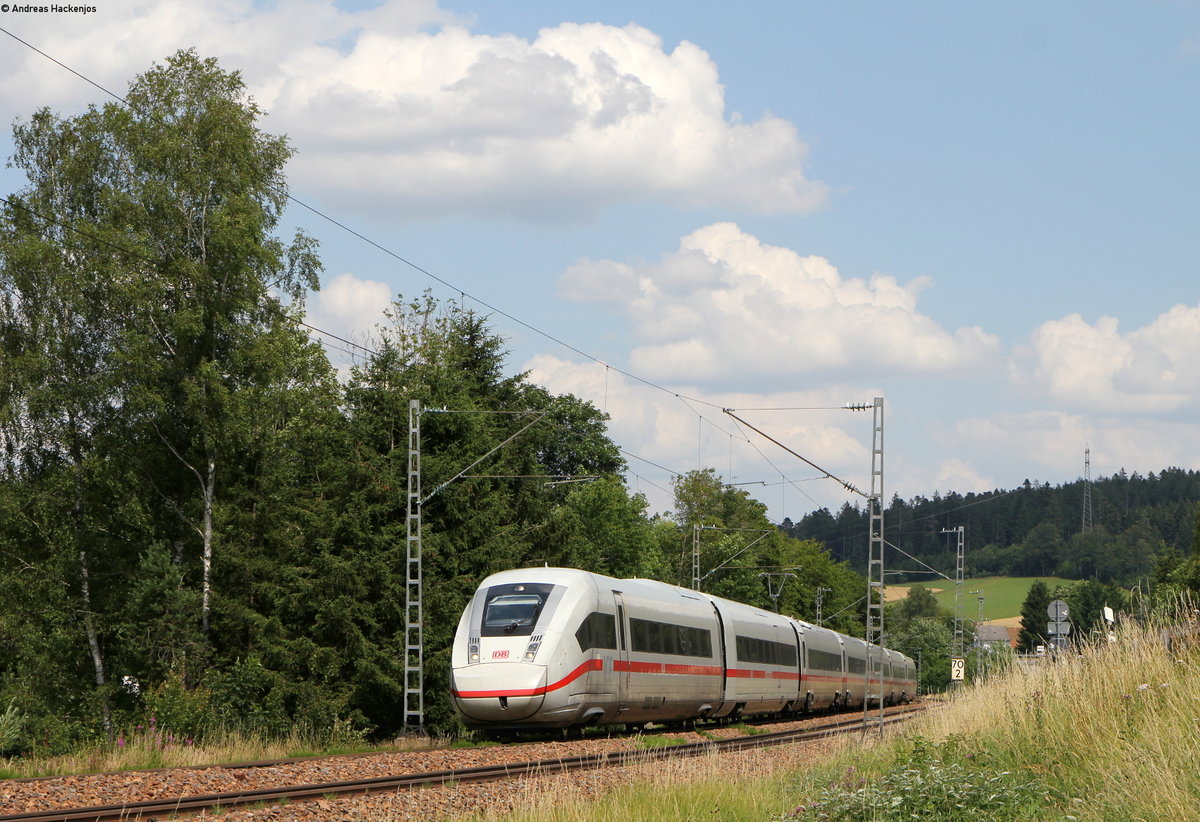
950, 657, 965, 681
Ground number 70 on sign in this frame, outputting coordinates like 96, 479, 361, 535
950, 657, 966, 681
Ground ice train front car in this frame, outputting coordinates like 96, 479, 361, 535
449, 568, 620, 729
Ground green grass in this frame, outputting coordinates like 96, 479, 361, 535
634, 734, 689, 749
284, 742, 392, 758
729, 722, 768, 736
903, 576, 1072, 621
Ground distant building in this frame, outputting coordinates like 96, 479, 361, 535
976, 624, 1016, 649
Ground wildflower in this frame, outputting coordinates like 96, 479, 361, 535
186, 738, 194, 746
1137, 683, 1151, 691
1160, 683, 1169, 689
117, 735, 125, 748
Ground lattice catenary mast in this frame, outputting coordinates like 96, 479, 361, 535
1082, 447, 1093, 534
404, 400, 424, 730
864, 397, 885, 732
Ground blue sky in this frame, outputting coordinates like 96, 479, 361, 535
2, 1, 1198, 523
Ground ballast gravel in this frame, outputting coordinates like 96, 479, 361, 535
0, 714, 866, 821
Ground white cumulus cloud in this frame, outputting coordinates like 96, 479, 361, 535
1011, 303, 1200, 413
267, 20, 827, 217
0, 1, 826, 220
558, 222, 1000, 382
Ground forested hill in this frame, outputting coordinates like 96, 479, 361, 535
782, 469, 1200, 585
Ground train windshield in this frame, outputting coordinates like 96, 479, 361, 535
480, 583, 556, 637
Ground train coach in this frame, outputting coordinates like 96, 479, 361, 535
450, 567, 916, 730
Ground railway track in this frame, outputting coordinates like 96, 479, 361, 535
0, 705, 925, 822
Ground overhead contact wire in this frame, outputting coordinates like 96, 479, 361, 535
3, 27, 866, 500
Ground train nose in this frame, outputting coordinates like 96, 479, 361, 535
450, 663, 548, 722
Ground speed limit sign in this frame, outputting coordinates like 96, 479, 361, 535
950, 657, 966, 681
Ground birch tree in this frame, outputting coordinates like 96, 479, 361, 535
0, 50, 323, 731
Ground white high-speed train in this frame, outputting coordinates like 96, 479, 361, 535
450, 568, 916, 730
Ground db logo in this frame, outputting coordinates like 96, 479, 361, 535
492, 650, 510, 659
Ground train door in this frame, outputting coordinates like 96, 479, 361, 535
792, 622, 810, 712
839, 638, 849, 706
612, 591, 630, 714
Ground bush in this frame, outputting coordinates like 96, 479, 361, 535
202, 656, 366, 742
0, 700, 25, 756
141, 672, 214, 741
785, 736, 1058, 821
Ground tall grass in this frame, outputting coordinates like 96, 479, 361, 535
0, 722, 429, 779
465, 744, 857, 822
912, 607, 1200, 821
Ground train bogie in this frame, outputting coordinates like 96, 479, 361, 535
449, 568, 916, 730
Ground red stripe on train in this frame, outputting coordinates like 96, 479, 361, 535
451, 658, 603, 699
453, 658, 904, 700
726, 668, 802, 681
612, 660, 726, 676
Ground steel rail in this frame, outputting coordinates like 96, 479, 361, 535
0, 706, 925, 822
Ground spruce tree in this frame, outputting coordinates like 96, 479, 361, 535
1017, 580, 1052, 653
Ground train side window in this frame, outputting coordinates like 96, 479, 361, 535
629, 617, 712, 657
739, 636, 798, 667
808, 648, 844, 671
575, 612, 618, 652
631, 618, 647, 651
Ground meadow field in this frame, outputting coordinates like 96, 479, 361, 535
888, 576, 1072, 622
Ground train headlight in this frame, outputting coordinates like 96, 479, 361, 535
523, 635, 542, 662
468, 637, 480, 664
